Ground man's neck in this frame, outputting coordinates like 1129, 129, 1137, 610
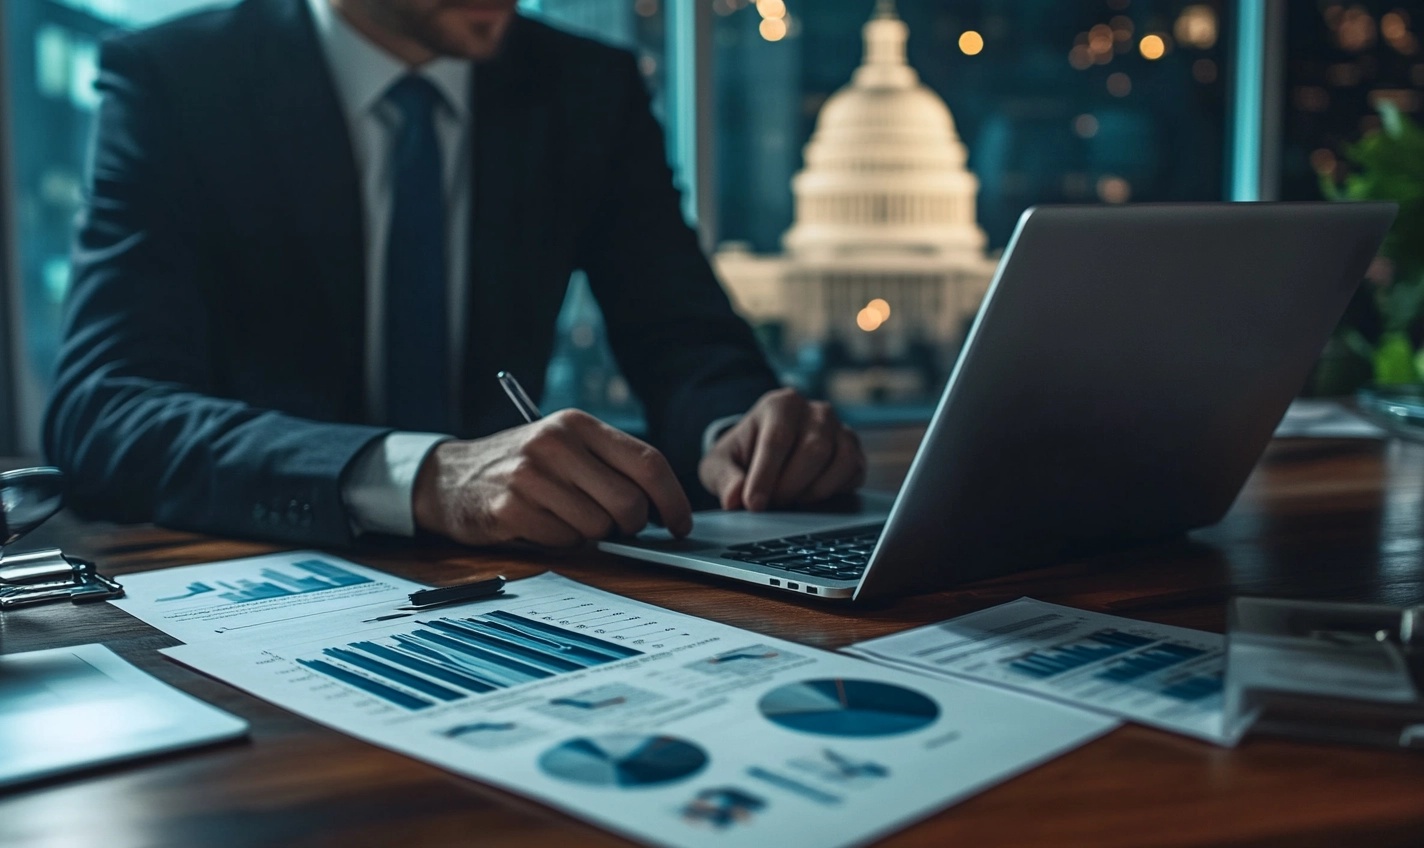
329, 0, 434, 67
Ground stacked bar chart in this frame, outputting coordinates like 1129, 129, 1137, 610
297, 609, 643, 711
1095, 642, 1207, 683
1003, 629, 1155, 679
1158, 672, 1224, 702
158, 559, 372, 604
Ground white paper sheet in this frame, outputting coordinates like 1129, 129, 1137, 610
847, 598, 1234, 745
107, 551, 427, 644
164, 574, 1115, 848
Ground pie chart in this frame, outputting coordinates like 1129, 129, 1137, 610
538, 734, 708, 788
758, 678, 939, 737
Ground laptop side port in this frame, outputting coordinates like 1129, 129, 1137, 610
769, 578, 781, 587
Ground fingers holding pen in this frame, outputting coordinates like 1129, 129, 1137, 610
412, 409, 691, 547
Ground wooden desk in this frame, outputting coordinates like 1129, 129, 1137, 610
2, 432, 1423, 847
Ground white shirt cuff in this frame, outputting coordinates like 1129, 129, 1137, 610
702, 414, 743, 455
342, 432, 452, 537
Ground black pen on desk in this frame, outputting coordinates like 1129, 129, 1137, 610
360, 576, 506, 622
497, 370, 542, 423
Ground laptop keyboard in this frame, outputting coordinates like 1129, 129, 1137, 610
719, 523, 884, 582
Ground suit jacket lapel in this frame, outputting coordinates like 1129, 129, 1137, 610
251, 0, 367, 418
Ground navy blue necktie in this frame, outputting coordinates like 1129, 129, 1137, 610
383, 74, 451, 433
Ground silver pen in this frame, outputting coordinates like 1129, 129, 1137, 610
496, 370, 543, 423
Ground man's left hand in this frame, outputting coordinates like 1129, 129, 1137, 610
699, 388, 866, 511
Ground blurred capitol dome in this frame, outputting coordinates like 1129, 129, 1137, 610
715, 0, 996, 403
783, 0, 986, 258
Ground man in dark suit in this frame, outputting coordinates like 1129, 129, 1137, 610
43, 0, 865, 549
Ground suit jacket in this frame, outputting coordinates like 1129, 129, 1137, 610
43, 0, 778, 545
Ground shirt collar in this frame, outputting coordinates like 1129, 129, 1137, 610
306, 0, 471, 120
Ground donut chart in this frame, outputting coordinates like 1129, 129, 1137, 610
538, 734, 708, 788
758, 678, 939, 737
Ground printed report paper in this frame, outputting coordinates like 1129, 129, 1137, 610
163, 574, 1115, 848
108, 551, 426, 643
846, 598, 1233, 744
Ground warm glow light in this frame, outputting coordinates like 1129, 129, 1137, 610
867, 298, 891, 321
1174, 5, 1218, 48
1107, 72, 1132, 96
1074, 114, 1099, 138
759, 17, 787, 41
958, 31, 984, 55
1382, 12, 1407, 41
1097, 175, 1132, 204
1139, 34, 1166, 59
756, 0, 786, 19
1337, 7, 1378, 52
856, 308, 884, 332
1069, 45, 1093, 70
1088, 24, 1114, 54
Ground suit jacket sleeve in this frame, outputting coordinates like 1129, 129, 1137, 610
576, 52, 780, 500
42, 37, 387, 545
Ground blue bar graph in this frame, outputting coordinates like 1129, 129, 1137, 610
297, 610, 641, 711
197, 559, 374, 604
1159, 673, 1224, 702
1005, 629, 1156, 679
352, 642, 498, 694
297, 659, 434, 710
1095, 642, 1206, 683
158, 582, 216, 601
483, 611, 643, 660
323, 648, 464, 702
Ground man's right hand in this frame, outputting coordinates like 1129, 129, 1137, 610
411, 409, 693, 547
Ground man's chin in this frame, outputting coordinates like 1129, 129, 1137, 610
433, 11, 514, 60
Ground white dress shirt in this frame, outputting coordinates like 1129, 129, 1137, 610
307, 0, 464, 535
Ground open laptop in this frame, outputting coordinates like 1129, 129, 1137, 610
600, 203, 1397, 601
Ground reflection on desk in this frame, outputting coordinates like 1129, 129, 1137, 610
1, 431, 1423, 848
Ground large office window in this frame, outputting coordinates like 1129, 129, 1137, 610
711, 0, 1231, 412
8, 1, 1400, 448
1280, 2, 1423, 202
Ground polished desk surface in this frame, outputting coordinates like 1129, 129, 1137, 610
2, 430, 1423, 848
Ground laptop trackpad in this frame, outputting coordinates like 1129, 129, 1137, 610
625, 491, 895, 548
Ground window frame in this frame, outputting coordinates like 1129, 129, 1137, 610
0, 2, 19, 457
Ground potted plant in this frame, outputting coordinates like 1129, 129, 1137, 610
1320, 101, 1424, 400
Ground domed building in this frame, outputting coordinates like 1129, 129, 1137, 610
714, 0, 996, 403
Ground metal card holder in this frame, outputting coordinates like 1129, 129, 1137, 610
0, 467, 124, 609
1225, 596, 1424, 750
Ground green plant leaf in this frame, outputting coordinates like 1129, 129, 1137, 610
1373, 331, 1419, 384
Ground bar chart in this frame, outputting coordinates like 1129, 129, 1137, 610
1157, 671, 1224, 702
1003, 629, 1156, 679
296, 609, 643, 711
1095, 642, 1207, 683
158, 559, 373, 604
